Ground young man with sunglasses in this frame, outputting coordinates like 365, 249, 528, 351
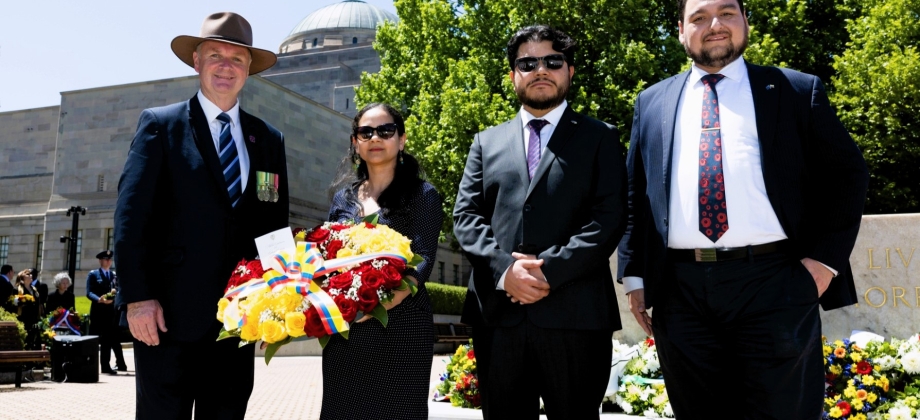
454, 25, 628, 419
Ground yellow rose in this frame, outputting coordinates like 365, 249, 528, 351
261, 319, 288, 343
239, 317, 261, 342
273, 290, 303, 313
337, 247, 355, 258
285, 312, 307, 337
222, 299, 243, 332
217, 298, 229, 322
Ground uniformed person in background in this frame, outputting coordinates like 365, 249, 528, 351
86, 250, 127, 374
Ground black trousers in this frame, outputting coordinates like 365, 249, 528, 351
472, 319, 611, 420
653, 252, 823, 420
133, 331, 254, 420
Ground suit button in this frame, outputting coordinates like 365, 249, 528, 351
523, 204, 532, 212
517, 244, 525, 252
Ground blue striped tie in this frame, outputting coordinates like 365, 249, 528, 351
216, 113, 242, 207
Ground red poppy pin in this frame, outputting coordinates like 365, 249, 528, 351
248, 135, 256, 143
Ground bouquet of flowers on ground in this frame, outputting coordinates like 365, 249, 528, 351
434, 339, 481, 409
216, 215, 423, 363
823, 337, 891, 419
614, 337, 673, 418
860, 334, 920, 420
39, 307, 85, 348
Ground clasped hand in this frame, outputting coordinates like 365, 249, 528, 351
504, 252, 550, 305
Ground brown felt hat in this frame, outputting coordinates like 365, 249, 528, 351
171, 12, 277, 75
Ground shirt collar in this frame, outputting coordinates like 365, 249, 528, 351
689, 57, 747, 87
197, 90, 241, 128
520, 100, 568, 129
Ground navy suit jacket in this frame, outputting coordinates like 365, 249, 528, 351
114, 94, 289, 341
454, 106, 627, 331
617, 62, 869, 311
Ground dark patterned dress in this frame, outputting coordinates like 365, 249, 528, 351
320, 181, 443, 420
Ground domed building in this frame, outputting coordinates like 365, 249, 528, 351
262, 0, 397, 117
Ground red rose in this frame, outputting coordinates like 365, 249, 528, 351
329, 272, 353, 291
364, 222, 375, 229
469, 393, 481, 408
645, 338, 655, 347
325, 240, 344, 259
383, 257, 406, 272
303, 308, 327, 338
245, 260, 265, 279
467, 349, 475, 360
305, 227, 331, 243
362, 269, 386, 291
856, 361, 872, 375
329, 223, 351, 232
334, 294, 359, 323
357, 286, 379, 313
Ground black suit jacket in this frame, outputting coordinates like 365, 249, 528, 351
454, 106, 627, 331
617, 62, 869, 311
114, 94, 289, 342
0, 277, 12, 313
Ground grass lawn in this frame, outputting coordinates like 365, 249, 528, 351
75, 296, 91, 315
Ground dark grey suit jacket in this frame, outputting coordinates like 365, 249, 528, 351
617, 62, 869, 311
454, 105, 627, 331
114, 94, 289, 342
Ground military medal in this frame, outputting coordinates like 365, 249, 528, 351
256, 171, 279, 202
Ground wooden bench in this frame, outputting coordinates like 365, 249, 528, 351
0, 321, 51, 387
433, 322, 473, 349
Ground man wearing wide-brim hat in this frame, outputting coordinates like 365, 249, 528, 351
113, 12, 290, 419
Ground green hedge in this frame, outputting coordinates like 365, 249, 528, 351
0, 307, 27, 349
426, 283, 466, 315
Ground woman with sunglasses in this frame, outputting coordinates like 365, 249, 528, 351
320, 102, 443, 420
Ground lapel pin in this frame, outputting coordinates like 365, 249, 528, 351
248, 135, 256, 143
766, 84, 775, 90
571, 120, 578, 125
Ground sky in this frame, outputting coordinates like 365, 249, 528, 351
0, 0, 396, 112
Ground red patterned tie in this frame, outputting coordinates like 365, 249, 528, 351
699, 74, 728, 242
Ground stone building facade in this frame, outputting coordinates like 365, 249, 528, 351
0, 1, 468, 297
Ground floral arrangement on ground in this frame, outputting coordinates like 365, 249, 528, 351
39, 307, 86, 348
216, 215, 424, 363
434, 339, 481, 409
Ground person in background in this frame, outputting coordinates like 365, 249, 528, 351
0, 265, 13, 313
15, 269, 43, 349
86, 250, 126, 374
30, 268, 48, 310
46, 272, 75, 313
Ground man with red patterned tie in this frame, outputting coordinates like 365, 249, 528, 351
617, 0, 868, 418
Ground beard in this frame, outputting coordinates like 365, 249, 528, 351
515, 77, 570, 111
685, 30, 749, 69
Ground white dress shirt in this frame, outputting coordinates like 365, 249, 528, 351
197, 91, 249, 192
496, 101, 568, 290
622, 58, 833, 294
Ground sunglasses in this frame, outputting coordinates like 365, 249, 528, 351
514, 54, 567, 73
354, 123, 399, 141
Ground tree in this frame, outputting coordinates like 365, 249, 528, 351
831, 0, 920, 213
357, 0, 686, 236
744, 0, 861, 84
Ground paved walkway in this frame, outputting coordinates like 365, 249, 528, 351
1, 350, 643, 419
